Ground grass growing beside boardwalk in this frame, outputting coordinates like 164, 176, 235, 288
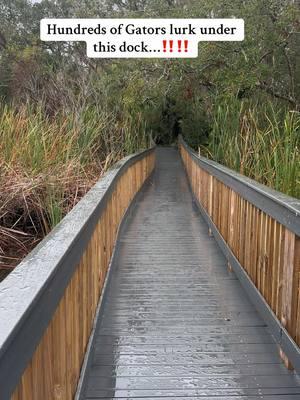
0, 105, 149, 270
205, 99, 300, 199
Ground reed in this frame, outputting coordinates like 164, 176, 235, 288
205, 98, 300, 199
0, 104, 149, 270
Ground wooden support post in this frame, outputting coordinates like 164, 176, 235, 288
208, 175, 213, 236
280, 231, 299, 370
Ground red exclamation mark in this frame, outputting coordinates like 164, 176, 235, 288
184, 40, 188, 52
169, 40, 173, 52
178, 40, 182, 52
163, 40, 167, 52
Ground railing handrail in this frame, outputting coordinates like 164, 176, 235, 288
179, 135, 300, 236
0, 146, 155, 399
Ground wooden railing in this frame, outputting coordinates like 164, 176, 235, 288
0, 147, 155, 399
179, 136, 300, 371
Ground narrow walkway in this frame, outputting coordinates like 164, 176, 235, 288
81, 148, 300, 399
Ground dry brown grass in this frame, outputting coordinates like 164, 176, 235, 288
0, 104, 149, 272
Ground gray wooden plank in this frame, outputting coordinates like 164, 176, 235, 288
86, 375, 300, 391
89, 363, 291, 377
85, 388, 300, 398
94, 334, 276, 345
86, 397, 300, 400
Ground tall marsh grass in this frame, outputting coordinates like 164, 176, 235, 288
0, 104, 149, 270
206, 98, 300, 199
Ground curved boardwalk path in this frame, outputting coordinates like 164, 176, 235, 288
80, 148, 300, 399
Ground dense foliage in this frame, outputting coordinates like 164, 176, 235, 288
0, 0, 299, 271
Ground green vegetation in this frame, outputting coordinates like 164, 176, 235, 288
207, 97, 300, 198
0, 0, 299, 270
0, 101, 150, 268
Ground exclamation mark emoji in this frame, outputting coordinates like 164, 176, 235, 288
184, 40, 188, 52
163, 40, 167, 52
169, 40, 173, 52
178, 40, 182, 52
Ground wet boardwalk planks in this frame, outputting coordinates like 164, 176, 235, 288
80, 148, 300, 399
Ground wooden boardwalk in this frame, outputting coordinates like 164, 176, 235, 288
79, 148, 300, 399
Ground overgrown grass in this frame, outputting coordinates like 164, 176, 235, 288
204, 98, 300, 199
0, 104, 149, 270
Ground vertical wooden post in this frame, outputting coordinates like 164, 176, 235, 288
208, 175, 213, 236
280, 230, 298, 369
